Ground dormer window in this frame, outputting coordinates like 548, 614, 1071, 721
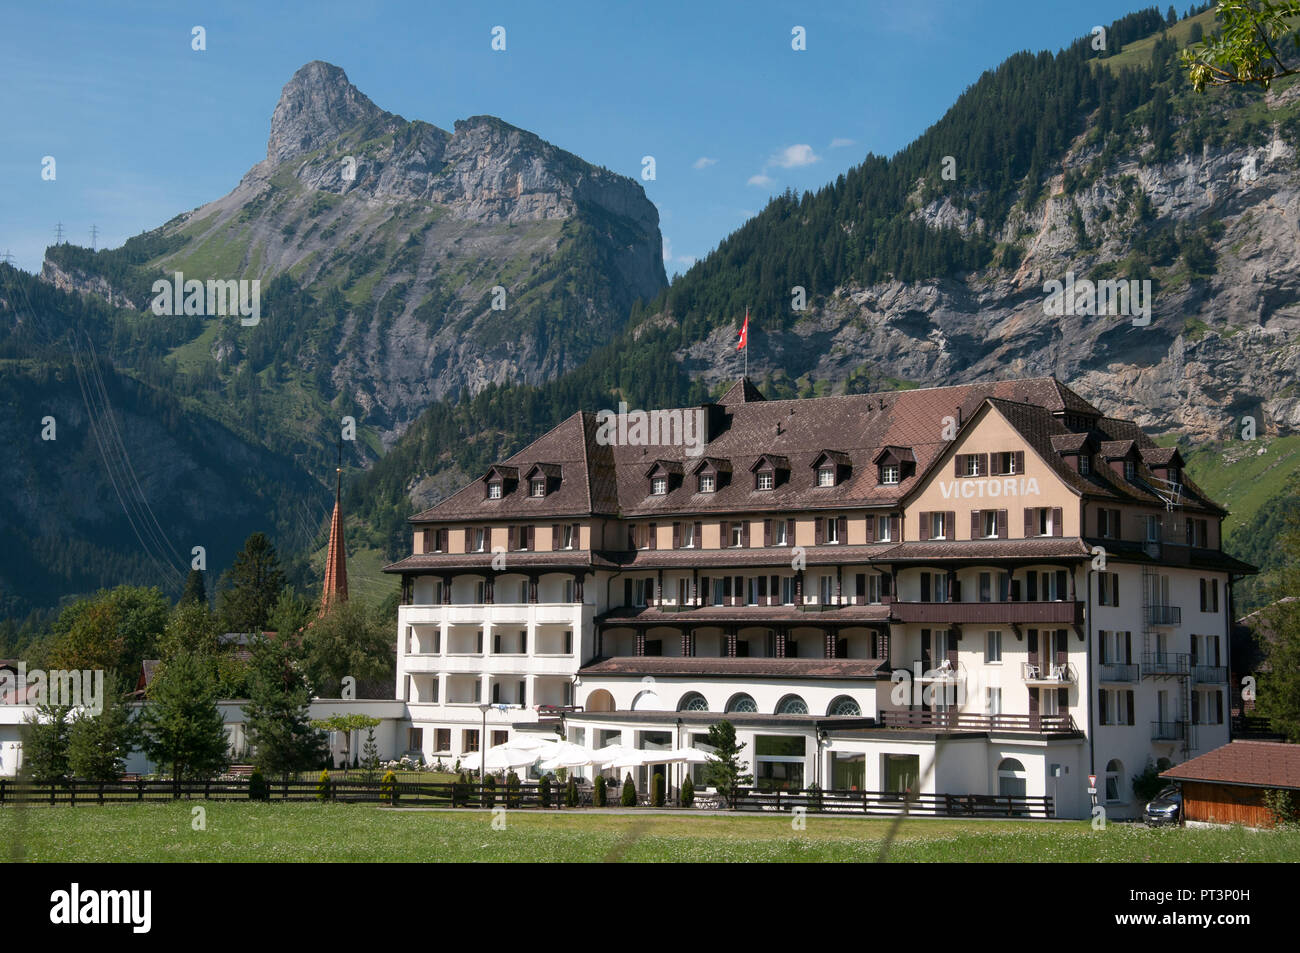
881, 464, 899, 485
488, 482, 503, 499
817, 466, 835, 487
1079, 455, 1091, 477
757, 471, 774, 491
530, 479, 546, 498
699, 474, 716, 493
1124, 460, 1136, 481
652, 477, 668, 495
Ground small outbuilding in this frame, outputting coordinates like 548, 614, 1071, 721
1160, 740, 1300, 828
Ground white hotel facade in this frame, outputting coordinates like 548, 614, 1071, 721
386, 378, 1252, 819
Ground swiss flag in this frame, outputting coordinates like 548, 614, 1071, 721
737, 310, 749, 350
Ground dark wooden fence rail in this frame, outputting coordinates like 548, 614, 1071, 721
0, 778, 1052, 817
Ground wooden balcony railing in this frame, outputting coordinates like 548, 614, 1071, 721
889, 601, 1083, 625
881, 709, 1077, 734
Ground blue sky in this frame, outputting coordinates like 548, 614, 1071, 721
1, 0, 1172, 276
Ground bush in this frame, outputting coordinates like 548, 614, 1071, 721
1131, 760, 1165, 802
482, 775, 497, 807
248, 769, 268, 801
565, 776, 579, 808
1263, 789, 1300, 827
593, 774, 607, 807
680, 776, 694, 807
621, 774, 637, 807
380, 769, 397, 804
651, 772, 665, 807
316, 769, 332, 801
540, 775, 552, 808
453, 772, 470, 807
806, 782, 823, 813
506, 771, 521, 808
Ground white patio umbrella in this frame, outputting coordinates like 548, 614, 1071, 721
538, 741, 599, 771
664, 747, 714, 764
607, 748, 656, 770
460, 744, 539, 773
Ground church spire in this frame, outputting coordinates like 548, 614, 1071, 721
321, 464, 348, 612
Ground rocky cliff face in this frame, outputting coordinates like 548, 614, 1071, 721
682, 85, 1300, 443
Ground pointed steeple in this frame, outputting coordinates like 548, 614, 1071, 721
718, 377, 766, 406
321, 466, 348, 612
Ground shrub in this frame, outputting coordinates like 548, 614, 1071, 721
1131, 760, 1165, 802
1263, 788, 1300, 827
482, 775, 497, 808
248, 769, 268, 801
540, 775, 552, 808
621, 774, 637, 807
316, 769, 332, 801
453, 772, 469, 807
506, 771, 521, 808
651, 773, 665, 807
680, 776, 694, 808
380, 769, 397, 804
806, 782, 823, 813
593, 774, 607, 807
565, 776, 579, 808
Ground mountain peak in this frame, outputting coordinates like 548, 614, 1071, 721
267, 61, 390, 163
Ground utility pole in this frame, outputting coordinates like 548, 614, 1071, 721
0, 250, 14, 267
54, 222, 64, 244
89, 225, 99, 249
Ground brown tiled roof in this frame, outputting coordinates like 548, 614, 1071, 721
1161, 741, 1300, 789
1141, 447, 1181, 466
1050, 433, 1090, 452
579, 656, 884, 678
719, 378, 766, 405
596, 605, 892, 625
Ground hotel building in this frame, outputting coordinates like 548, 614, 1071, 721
385, 377, 1253, 818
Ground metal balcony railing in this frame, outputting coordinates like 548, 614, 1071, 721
1141, 652, 1189, 677
1147, 604, 1181, 626
1151, 720, 1186, 741
1098, 663, 1139, 683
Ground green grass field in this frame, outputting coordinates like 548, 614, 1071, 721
3, 803, 1298, 862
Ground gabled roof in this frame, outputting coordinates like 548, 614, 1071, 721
1050, 433, 1092, 453
644, 459, 684, 477
749, 453, 791, 472
812, 449, 852, 468
485, 464, 519, 481
873, 446, 916, 464
1100, 439, 1140, 459
718, 377, 766, 406
691, 456, 732, 474
1141, 446, 1184, 468
1161, 741, 1300, 790
524, 463, 562, 479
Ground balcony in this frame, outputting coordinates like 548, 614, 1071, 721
1021, 661, 1077, 685
881, 710, 1078, 734
1147, 604, 1181, 626
1141, 653, 1189, 678
1151, 720, 1186, 741
907, 659, 966, 682
890, 600, 1083, 625
1098, 663, 1139, 683
1193, 665, 1227, 684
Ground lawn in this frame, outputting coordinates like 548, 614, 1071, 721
3, 803, 1298, 862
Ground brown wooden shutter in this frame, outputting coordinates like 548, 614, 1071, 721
1024, 508, 1034, 537
815, 519, 825, 544
701, 577, 711, 606
1014, 451, 1025, 473
865, 516, 875, 543
672, 522, 681, 548
1052, 507, 1063, 537
527, 525, 535, 550
763, 519, 771, 546
1098, 689, 1107, 725
1126, 691, 1135, 726
979, 453, 989, 476
837, 516, 847, 541
890, 515, 901, 541
552, 524, 561, 549
1057, 687, 1068, 710
421, 528, 432, 553
954, 454, 964, 477
741, 522, 750, 547
971, 510, 981, 539
1028, 687, 1039, 715
990, 453, 1002, 476
997, 509, 1008, 538
785, 518, 795, 543
1056, 633, 1066, 667
1028, 630, 1038, 670
694, 521, 703, 547
946, 511, 956, 537
721, 520, 730, 545
648, 523, 657, 550
918, 513, 930, 541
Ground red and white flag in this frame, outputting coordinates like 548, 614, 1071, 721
737, 310, 749, 350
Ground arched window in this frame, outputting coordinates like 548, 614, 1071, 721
677, 692, 709, 712
997, 758, 1026, 797
1105, 759, 1124, 802
1155, 757, 1171, 772
632, 689, 663, 711
776, 694, 808, 715
725, 693, 758, 713
827, 695, 861, 716
585, 689, 614, 712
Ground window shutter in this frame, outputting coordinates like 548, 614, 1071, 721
997, 509, 1008, 538
918, 513, 930, 541
694, 521, 703, 547
528, 525, 536, 550
1124, 632, 1132, 665
1213, 638, 1221, 667
1024, 508, 1034, 537
1057, 687, 1068, 710
1215, 691, 1223, 724
701, 577, 712, 606
954, 454, 964, 477
1126, 691, 1135, 726
865, 517, 875, 543
946, 511, 956, 536
979, 453, 990, 476
1056, 633, 1066, 667
921, 629, 931, 666
651, 524, 660, 550
1028, 630, 1038, 669
1052, 507, 1063, 537
1028, 687, 1039, 715
673, 522, 681, 548
815, 519, 825, 544
552, 524, 561, 549
624, 579, 632, 606
920, 574, 931, 602
837, 516, 847, 541
990, 453, 1002, 476
1097, 509, 1106, 537
1014, 451, 1025, 473
890, 515, 901, 541
1192, 692, 1200, 724
971, 510, 981, 539
1190, 637, 1198, 666
786, 518, 795, 543
1098, 689, 1107, 725
508, 526, 516, 550
422, 528, 433, 553
1114, 574, 1120, 608
721, 521, 730, 545
763, 519, 771, 546
741, 522, 751, 547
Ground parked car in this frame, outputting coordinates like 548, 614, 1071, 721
1144, 786, 1182, 825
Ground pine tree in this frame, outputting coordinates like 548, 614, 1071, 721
242, 634, 327, 780
19, 705, 72, 783
217, 533, 286, 633
67, 671, 137, 780
703, 720, 754, 804
180, 569, 207, 608
139, 650, 230, 794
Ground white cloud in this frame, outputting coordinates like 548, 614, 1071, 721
747, 174, 775, 187
770, 144, 820, 168
693, 156, 718, 169
830, 137, 855, 149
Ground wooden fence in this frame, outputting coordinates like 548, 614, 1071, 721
732, 787, 1055, 818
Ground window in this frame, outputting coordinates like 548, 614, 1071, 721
828, 696, 861, 716
487, 482, 502, 499
1079, 455, 1091, 476
530, 478, 546, 497
1200, 578, 1220, 612
1104, 759, 1123, 803
986, 630, 1002, 663
1098, 572, 1120, 607
562, 579, 575, 603
818, 466, 835, 487
867, 574, 883, 604
997, 758, 1025, 796
1145, 515, 1161, 543
726, 693, 758, 713
682, 522, 696, 548
776, 695, 808, 715
475, 581, 486, 604
562, 524, 575, 549
819, 575, 835, 605
981, 510, 998, 538
877, 515, 893, 541
979, 572, 992, 603
1124, 460, 1136, 481
651, 476, 668, 495
825, 517, 840, 544
930, 512, 948, 540
678, 692, 709, 712
995, 451, 1018, 474
462, 729, 480, 753
1036, 508, 1050, 536
730, 523, 743, 547
1098, 508, 1119, 538
699, 473, 716, 493
986, 687, 1003, 716
434, 729, 451, 752
881, 463, 900, 485
757, 471, 774, 490
773, 521, 788, 546
1187, 518, 1209, 547
780, 576, 796, 605
965, 454, 981, 476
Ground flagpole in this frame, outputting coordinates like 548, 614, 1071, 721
745, 305, 749, 378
